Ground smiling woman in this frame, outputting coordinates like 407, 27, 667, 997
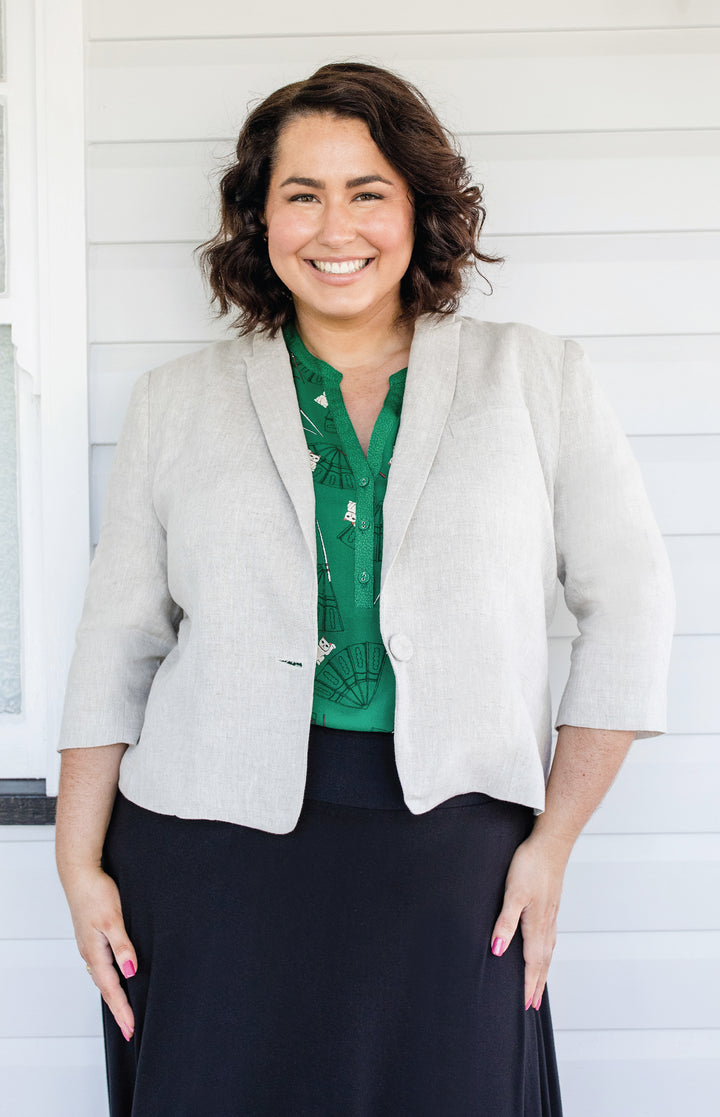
56, 60, 674, 1117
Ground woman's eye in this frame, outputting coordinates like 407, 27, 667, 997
289, 193, 316, 203
355, 192, 382, 202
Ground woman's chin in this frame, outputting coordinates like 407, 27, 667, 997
291, 289, 403, 330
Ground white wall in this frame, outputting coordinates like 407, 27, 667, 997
2, 3, 719, 1114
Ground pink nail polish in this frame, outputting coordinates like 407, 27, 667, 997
525, 997, 532, 1011
122, 960, 136, 979
120, 1024, 134, 1042
535, 995, 542, 1011
491, 937, 505, 957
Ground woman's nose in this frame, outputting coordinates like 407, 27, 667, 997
317, 203, 355, 247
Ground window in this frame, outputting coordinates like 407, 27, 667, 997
0, 0, 87, 817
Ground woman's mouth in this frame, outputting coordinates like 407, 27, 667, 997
310, 259, 371, 275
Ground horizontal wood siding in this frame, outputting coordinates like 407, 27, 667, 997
85, 31, 720, 141
86, 0, 720, 39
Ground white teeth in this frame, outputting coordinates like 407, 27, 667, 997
312, 259, 369, 275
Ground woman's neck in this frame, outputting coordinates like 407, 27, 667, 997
293, 307, 413, 380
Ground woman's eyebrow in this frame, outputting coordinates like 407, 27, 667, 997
346, 175, 393, 188
278, 174, 394, 189
279, 176, 323, 189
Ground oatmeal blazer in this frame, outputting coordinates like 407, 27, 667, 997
58, 314, 675, 833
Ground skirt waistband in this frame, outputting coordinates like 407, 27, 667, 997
305, 724, 491, 811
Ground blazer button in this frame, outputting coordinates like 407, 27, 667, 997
389, 634, 414, 661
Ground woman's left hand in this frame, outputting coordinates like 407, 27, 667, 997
489, 830, 571, 1011
489, 725, 635, 1010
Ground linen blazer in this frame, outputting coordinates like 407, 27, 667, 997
59, 314, 675, 833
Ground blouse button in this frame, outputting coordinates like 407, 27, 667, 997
359, 520, 370, 531
358, 571, 370, 585
359, 477, 370, 488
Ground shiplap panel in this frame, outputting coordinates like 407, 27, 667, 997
552, 958, 714, 1030
86, 31, 720, 143
556, 929, 720, 961
0, 1038, 107, 1117
0, 941, 102, 1038
556, 1040, 719, 1117
551, 961, 715, 1030
665, 636, 720, 735
0, 838, 74, 940
469, 232, 720, 338
557, 1028, 720, 1117
87, 234, 720, 342
87, 244, 221, 344
559, 834, 720, 932
87, 0, 720, 39
589, 360, 720, 437
582, 747, 720, 835
569, 832, 720, 862
88, 334, 720, 440
549, 635, 719, 736
474, 150, 720, 237
557, 1027, 720, 1061
623, 734, 720, 765
86, 141, 229, 245
0, 826, 53, 842
578, 333, 720, 439
632, 438, 720, 536
86, 138, 720, 243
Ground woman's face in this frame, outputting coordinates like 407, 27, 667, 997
263, 113, 415, 331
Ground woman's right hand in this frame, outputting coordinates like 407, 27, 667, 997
63, 865, 137, 1041
55, 744, 134, 1039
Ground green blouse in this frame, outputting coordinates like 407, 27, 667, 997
283, 324, 407, 733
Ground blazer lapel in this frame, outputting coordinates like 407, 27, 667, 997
381, 314, 461, 589
244, 315, 461, 579
245, 330, 317, 562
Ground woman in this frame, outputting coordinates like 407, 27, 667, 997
56, 62, 675, 1115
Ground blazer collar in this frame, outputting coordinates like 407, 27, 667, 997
245, 314, 461, 576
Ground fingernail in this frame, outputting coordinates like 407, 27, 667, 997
491, 937, 505, 957
525, 997, 532, 1011
121, 960, 136, 979
534, 995, 542, 1011
120, 1024, 134, 1042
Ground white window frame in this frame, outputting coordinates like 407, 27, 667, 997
0, 0, 88, 791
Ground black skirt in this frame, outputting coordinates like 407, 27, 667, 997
102, 727, 563, 1116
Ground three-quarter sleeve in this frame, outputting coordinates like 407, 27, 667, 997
553, 339, 675, 737
58, 371, 180, 751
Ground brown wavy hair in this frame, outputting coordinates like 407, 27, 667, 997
199, 61, 502, 336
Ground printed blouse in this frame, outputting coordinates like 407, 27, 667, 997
283, 323, 407, 732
